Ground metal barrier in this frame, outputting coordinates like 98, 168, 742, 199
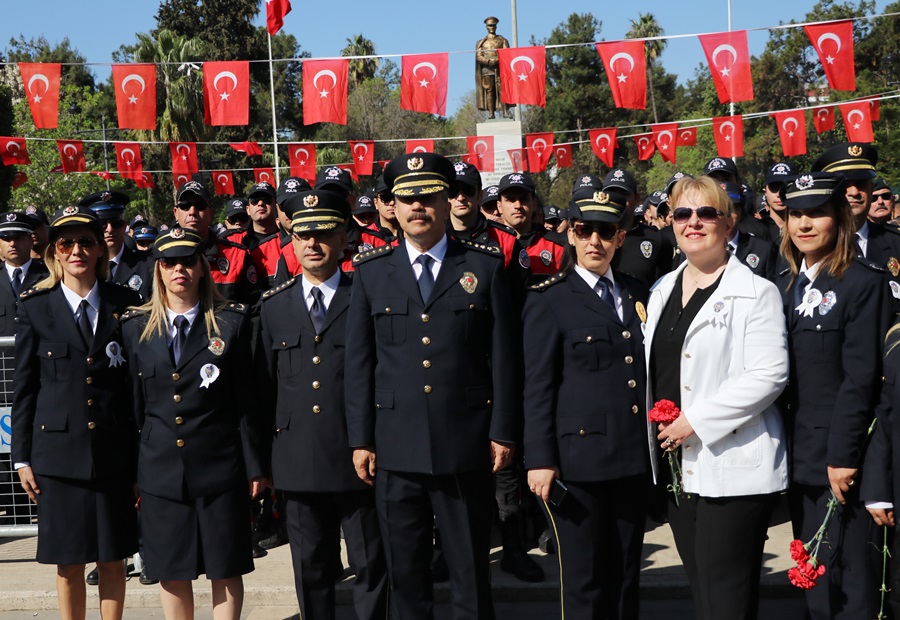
0, 335, 38, 537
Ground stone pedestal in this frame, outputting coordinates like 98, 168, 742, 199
475, 119, 522, 187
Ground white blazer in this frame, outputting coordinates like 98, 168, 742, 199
644, 255, 789, 497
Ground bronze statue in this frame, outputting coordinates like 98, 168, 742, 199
475, 16, 512, 119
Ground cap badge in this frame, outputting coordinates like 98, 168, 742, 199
673, 172, 685, 180
848, 145, 863, 157
407, 157, 424, 171
708, 158, 726, 170
581, 175, 592, 184
459, 272, 478, 294
593, 191, 610, 205
63, 206, 78, 216
25, 206, 37, 215
795, 175, 814, 191
326, 167, 341, 177
773, 163, 789, 175
139, 227, 148, 234
487, 187, 499, 197
171, 228, 185, 239
286, 179, 299, 190
101, 191, 112, 202
303, 195, 319, 208
454, 162, 466, 173
613, 170, 624, 179
5, 214, 15, 222
510, 173, 524, 183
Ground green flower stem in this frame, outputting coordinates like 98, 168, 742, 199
878, 525, 891, 620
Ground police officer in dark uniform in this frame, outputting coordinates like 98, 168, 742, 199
23, 206, 49, 262
132, 225, 158, 254
704, 157, 767, 241
720, 182, 779, 281
220, 199, 250, 241
257, 190, 388, 620
760, 161, 797, 242
272, 177, 313, 286
345, 153, 519, 619
480, 185, 501, 222
352, 192, 379, 229
242, 182, 282, 290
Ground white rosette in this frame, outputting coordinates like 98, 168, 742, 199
796, 288, 823, 318
709, 300, 728, 328
199, 363, 220, 389
106, 341, 125, 368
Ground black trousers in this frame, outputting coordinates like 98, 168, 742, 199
376, 468, 494, 620
283, 490, 388, 620
548, 475, 648, 620
667, 490, 777, 620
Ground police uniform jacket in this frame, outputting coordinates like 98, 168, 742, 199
864, 221, 900, 283
203, 236, 262, 304
257, 274, 368, 493
122, 303, 266, 501
111, 245, 153, 301
0, 259, 46, 337
777, 258, 892, 487
612, 222, 674, 288
344, 237, 520, 475
11, 281, 140, 481
861, 324, 900, 506
734, 231, 778, 282
522, 270, 649, 482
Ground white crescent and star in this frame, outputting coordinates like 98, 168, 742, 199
27, 74, 50, 103
259, 172, 272, 182
120, 148, 136, 165
213, 71, 239, 101
354, 143, 369, 161
816, 33, 842, 64
656, 130, 674, 150
295, 147, 310, 164
711, 44, 738, 77
413, 146, 428, 153
531, 138, 548, 154
63, 143, 78, 157
847, 109, 865, 128
817, 108, 831, 120
217, 173, 229, 185
595, 133, 611, 154
122, 74, 146, 104
313, 69, 338, 98
719, 121, 736, 141
555, 146, 568, 158
412, 61, 437, 88
782, 117, 799, 137
6, 141, 20, 155
176, 174, 189, 184
473, 139, 489, 159
680, 129, 694, 141
637, 136, 651, 150
510, 55, 536, 81
609, 52, 635, 83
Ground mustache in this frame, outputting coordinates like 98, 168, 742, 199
407, 212, 433, 223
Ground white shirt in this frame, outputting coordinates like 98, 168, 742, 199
799, 259, 823, 290
728, 231, 740, 255
574, 264, 623, 321
109, 244, 125, 278
856, 221, 870, 257
405, 235, 448, 282
60, 281, 100, 333
165, 304, 200, 346
5, 258, 32, 283
301, 269, 341, 313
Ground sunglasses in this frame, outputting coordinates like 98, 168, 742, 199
571, 221, 619, 241
377, 192, 393, 203
671, 206, 725, 224
55, 236, 98, 253
103, 218, 126, 229
249, 196, 273, 205
176, 201, 210, 211
159, 254, 201, 269
227, 214, 249, 225
457, 185, 478, 199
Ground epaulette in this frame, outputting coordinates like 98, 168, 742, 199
857, 256, 887, 273
120, 308, 147, 322
216, 236, 249, 251
18, 286, 50, 300
778, 267, 790, 277
528, 272, 566, 291
261, 277, 297, 300
457, 238, 503, 257
223, 301, 249, 314
486, 219, 517, 236
352, 244, 393, 264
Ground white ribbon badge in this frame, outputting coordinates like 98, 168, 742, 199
709, 300, 729, 328
106, 341, 125, 368
199, 363, 220, 389
796, 288, 823, 318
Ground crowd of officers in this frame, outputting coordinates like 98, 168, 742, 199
3, 141, 900, 620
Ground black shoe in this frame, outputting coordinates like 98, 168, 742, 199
85, 566, 99, 586
139, 569, 158, 586
500, 544, 544, 582
252, 542, 268, 559
538, 529, 555, 555
257, 526, 289, 550
431, 549, 449, 583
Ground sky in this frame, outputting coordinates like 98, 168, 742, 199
0, 0, 893, 117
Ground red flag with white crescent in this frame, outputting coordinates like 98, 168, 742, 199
596, 41, 647, 110
406, 139, 434, 154
867, 97, 880, 121
377, 160, 390, 171
213, 170, 235, 195
303, 59, 349, 126
135, 172, 156, 190
525, 132, 554, 172
634, 134, 655, 161
114, 142, 143, 181
12, 172, 27, 190
56, 140, 86, 174
554, 144, 572, 168
19, 63, 61, 129
466, 136, 494, 172
229, 142, 263, 157
266, 0, 292, 36
401, 53, 449, 116
255, 168, 276, 185
588, 128, 617, 168
812, 106, 835, 134
507, 149, 528, 173
677, 126, 697, 147
112, 64, 157, 130
839, 101, 874, 143
170, 142, 200, 179
772, 110, 807, 157
804, 20, 855, 91
288, 143, 317, 182
90, 171, 113, 181
698, 31, 754, 104
498, 46, 546, 107
349, 141, 375, 176
652, 123, 679, 164
712, 115, 744, 158
0, 137, 30, 166
203, 61, 251, 126
338, 164, 359, 182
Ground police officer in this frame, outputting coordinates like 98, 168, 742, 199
870, 178, 895, 225
23, 206, 49, 261
243, 182, 282, 289
760, 161, 797, 242
257, 190, 388, 620
721, 182, 779, 281
132, 225, 158, 254
703, 157, 765, 240
371, 174, 403, 244
316, 166, 356, 211
352, 192, 379, 229
480, 185, 501, 222
345, 153, 519, 619
220, 199, 250, 239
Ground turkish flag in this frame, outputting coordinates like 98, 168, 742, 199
498, 46, 546, 107
303, 59, 349, 125
255, 168, 276, 185
812, 106, 835, 133
588, 128, 617, 168
525, 132, 554, 172
203, 61, 250, 126
867, 97, 880, 121
56, 140, 86, 174
288, 143, 317, 182
677, 126, 697, 147
112, 64, 157, 130
652, 123, 679, 164
466, 136, 494, 172
266, 0, 292, 36
698, 31, 754, 104
772, 110, 807, 157
805, 20, 855, 91
135, 172, 156, 190
840, 101, 874, 142
338, 164, 359, 183
712, 115, 744, 158
507, 149, 528, 173
377, 160, 390, 171
596, 41, 646, 110
19, 63, 61, 129
12, 172, 27, 190
554, 144, 572, 168
213, 170, 235, 195
401, 53, 449, 116
114, 142, 143, 181
349, 141, 375, 176
0, 137, 30, 166
406, 140, 434, 154
170, 142, 200, 182
634, 134, 655, 161
90, 171, 113, 181
229, 142, 263, 156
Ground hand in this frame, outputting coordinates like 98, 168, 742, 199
490, 440, 515, 473
527, 467, 559, 502
353, 448, 377, 486
17, 466, 39, 504
249, 477, 269, 498
828, 465, 858, 505
657, 416, 696, 452
868, 507, 895, 527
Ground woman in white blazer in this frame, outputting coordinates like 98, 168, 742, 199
645, 176, 789, 620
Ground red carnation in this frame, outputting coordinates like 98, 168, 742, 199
788, 566, 818, 590
649, 399, 681, 423
799, 561, 825, 579
789, 540, 811, 565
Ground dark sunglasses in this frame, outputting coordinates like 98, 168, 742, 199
671, 206, 725, 224
457, 185, 478, 199
377, 192, 393, 203
572, 221, 619, 241
248, 196, 273, 205
227, 214, 250, 224
55, 236, 98, 253
176, 201, 210, 211
159, 254, 201, 269
103, 218, 126, 229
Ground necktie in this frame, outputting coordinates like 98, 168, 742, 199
309, 287, 326, 334
77, 300, 93, 349
793, 273, 810, 311
171, 315, 188, 365
416, 254, 434, 304
595, 278, 617, 314
11, 268, 22, 296
108, 260, 117, 281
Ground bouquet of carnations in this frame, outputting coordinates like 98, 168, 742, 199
648, 399, 688, 507
787, 493, 837, 589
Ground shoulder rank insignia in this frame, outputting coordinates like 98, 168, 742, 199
352, 244, 393, 264
18, 286, 50, 300
857, 256, 887, 273
261, 277, 297, 300
457, 238, 502, 257
224, 302, 248, 314
528, 272, 566, 291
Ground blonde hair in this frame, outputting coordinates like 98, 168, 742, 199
37, 225, 109, 289
887, 321, 900, 356
670, 176, 735, 216
779, 200, 856, 282
135, 253, 227, 343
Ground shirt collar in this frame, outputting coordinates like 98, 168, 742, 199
60, 280, 101, 314
165, 303, 201, 328
301, 269, 341, 301
857, 220, 870, 241
110, 244, 125, 265
799, 259, 823, 283
5, 258, 31, 280
574, 264, 616, 292
729, 231, 740, 252
405, 234, 449, 266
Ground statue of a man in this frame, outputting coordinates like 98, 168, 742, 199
475, 16, 512, 119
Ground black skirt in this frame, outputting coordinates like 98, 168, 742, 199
34, 473, 138, 565
140, 482, 254, 581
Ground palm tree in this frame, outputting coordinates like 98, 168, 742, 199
626, 13, 667, 123
342, 34, 379, 88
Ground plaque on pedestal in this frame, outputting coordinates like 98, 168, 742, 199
475, 119, 522, 187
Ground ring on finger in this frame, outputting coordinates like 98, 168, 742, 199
665, 438, 675, 447
848, 480, 855, 487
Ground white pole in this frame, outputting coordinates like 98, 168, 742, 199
267, 33, 281, 186
728, 0, 736, 163
511, 0, 521, 123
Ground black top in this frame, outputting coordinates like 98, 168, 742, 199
650, 270, 724, 409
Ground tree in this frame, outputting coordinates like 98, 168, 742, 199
342, 35, 380, 88
626, 13, 667, 124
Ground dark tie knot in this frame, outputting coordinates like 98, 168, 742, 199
174, 315, 188, 330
